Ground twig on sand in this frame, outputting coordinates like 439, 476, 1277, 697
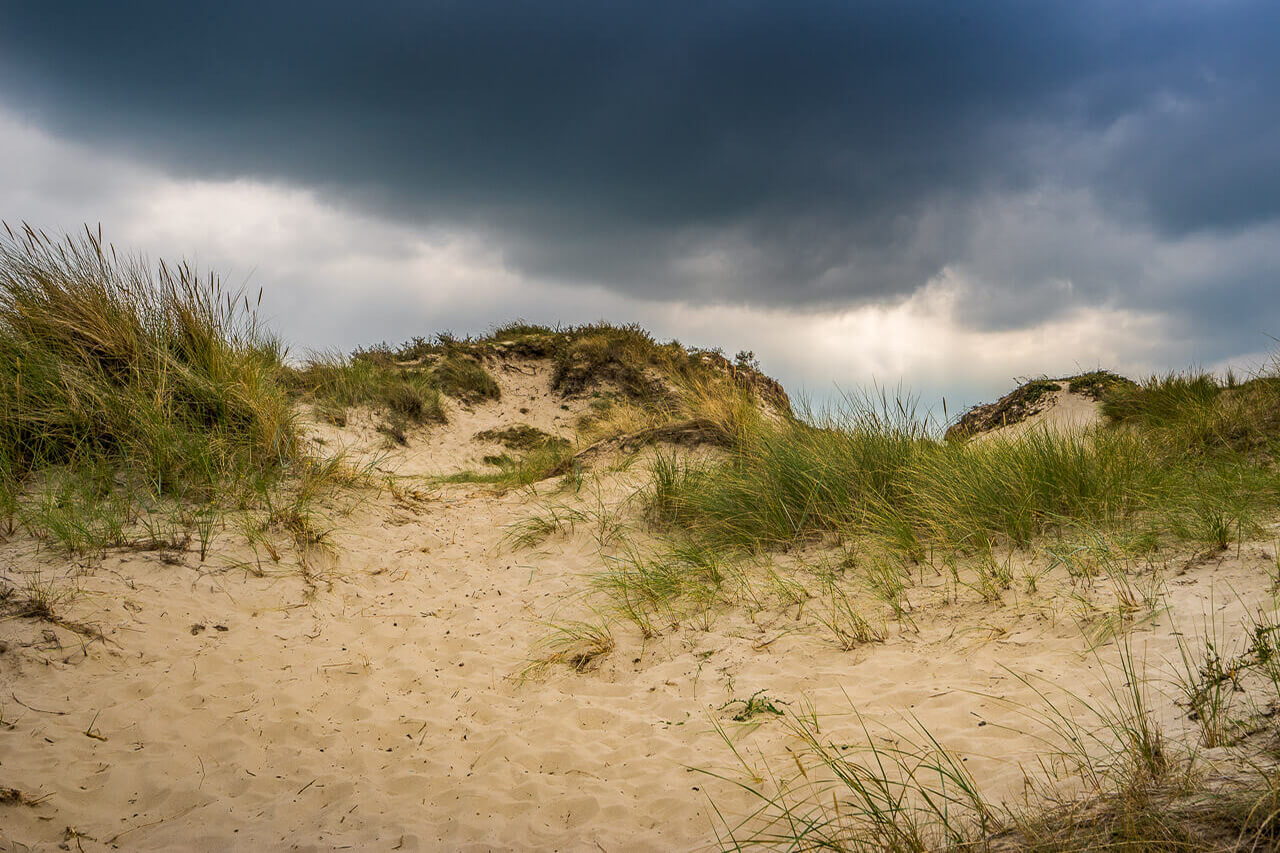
63, 826, 90, 853
10, 692, 67, 715
104, 803, 200, 845
83, 710, 108, 741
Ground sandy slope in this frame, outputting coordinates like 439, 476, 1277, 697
971, 382, 1104, 444
1, 366, 1275, 851
303, 358, 592, 478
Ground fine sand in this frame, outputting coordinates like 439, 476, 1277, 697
970, 381, 1104, 444
1, 365, 1274, 851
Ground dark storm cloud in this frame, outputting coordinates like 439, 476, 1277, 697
0, 0, 1277, 312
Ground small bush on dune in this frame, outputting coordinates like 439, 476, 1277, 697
430, 352, 500, 404
293, 355, 446, 427
438, 440, 577, 490
475, 424, 568, 452
296, 346, 498, 428
0, 224, 297, 512
1067, 369, 1137, 401
550, 324, 678, 399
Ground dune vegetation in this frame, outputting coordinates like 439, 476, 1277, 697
0, 225, 324, 555
647, 377, 1280, 556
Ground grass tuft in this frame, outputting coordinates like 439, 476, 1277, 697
521, 618, 616, 678
292, 354, 446, 434
429, 352, 500, 404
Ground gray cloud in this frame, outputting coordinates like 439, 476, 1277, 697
7, 103, 1271, 421
1, 0, 1277, 325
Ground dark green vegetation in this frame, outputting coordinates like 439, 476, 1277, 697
291, 356, 447, 433
438, 443, 579, 491
475, 424, 569, 452
291, 348, 500, 434
429, 352, 500, 404
434, 423, 577, 493
1068, 369, 1138, 401
475, 426, 572, 477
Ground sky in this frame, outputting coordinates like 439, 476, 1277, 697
1, 1, 1277, 413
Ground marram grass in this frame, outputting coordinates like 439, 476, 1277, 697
647, 379, 1280, 556
0, 224, 314, 551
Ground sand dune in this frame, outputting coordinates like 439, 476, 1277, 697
2, 362, 1275, 850
971, 382, 1104, 444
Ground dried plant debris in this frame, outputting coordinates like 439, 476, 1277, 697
0, 785, 49, 807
